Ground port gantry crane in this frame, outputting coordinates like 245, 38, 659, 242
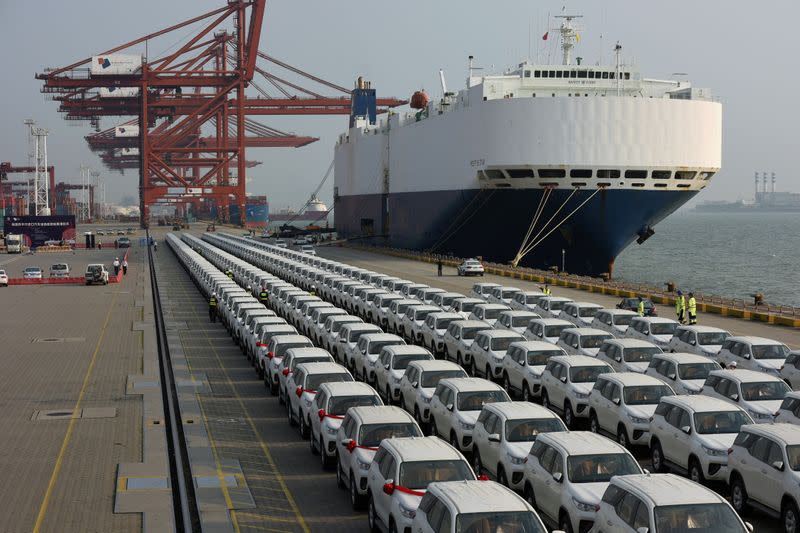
37, 0, 405, 226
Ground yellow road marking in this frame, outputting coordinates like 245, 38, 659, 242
32, 287, 122, 533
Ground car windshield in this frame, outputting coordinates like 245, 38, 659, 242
439, 296, 456, 307
421, 370, 465, 388
549, 301, 567, 311
461, 327, 486, 340
653, 503, 746, 533
327, 395, 381, 416
348, 329, 375, 342
567, 453, 640, 483
290, 356, 329, 371
25, 268, 40, 273
369, 340, 402, 355
398, 460, 475, 490
613, 314, 634, 326
570, 366, 611, 383
51, 264, 67, 270
456, 390, 508, 411
392, 353, 430, 370
306, 372, 352, 391
580, 335, 610, 348
741, 381, 790, 401
526, 295, 541, 304
455, 512, 546, 533
787, 445, 800, 471
414, 310, 434, 322
752, 344, 790, 360
459, 302, 477, 313
650, 322, 678, 335
624, 385, 673, 405
624, 347, 662, 363
484, 308, 503, 320
512, 316, 534, 327
527, 350, 565, 366
696, 332, 728, 345
544, 324, 571, 338
579, 307, 599, 318
678, 362, 718, 380
275, 341, 309, 357
502, 290, 517, 299
693, 411, 752, 434
358, 423, 421, 447
435, 317, 457, 330
491, 337, 520, 351
505, 418, 565, 442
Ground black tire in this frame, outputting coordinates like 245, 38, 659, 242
589, 411, 600, 434
389, 518, 398, 533
650, 441, 666, 473
320, 440, 332, 469
559, 513, 575, 533
503, 374, 513, 398
350, 472, 364, 510
522, 383, 532, 403
368, 494, 380, 533
473, 450, 483, 476
299, 415, 309, 439
497, 466, 508, 487
430, 419, 439, 439
783, 499, 800, 533
336, 458, 346, 489
730, 474, 749, 515
688, 457, 705, 484
450, 432, 460, 450
523, 483, 536, 509
542, 390, 551, 412
617, 425, 629, 448
287, 402, 296, 427
310, 430, 318, 454
564, 402, 575, 429
485, 365, 492, 381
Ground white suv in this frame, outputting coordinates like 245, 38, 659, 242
338, 322, 382, 369
702, 369, 791, 423
419, 312, 462, 354
374, 345, 434, 405
781, 351, 800, 390
468, 303, 511, 327
776, 391, 800, 425
366, 436, 475, 533
541, 355, 615, 429
501, 341, 567, 402
667, 325, 730, 358
336, 406, 422, 509
288, 362, 353, 438
588, 372, 674, 448
728, 423, 800, 532
487, 285, 521, 306
561, 301, 604, 328
556, 328, 614, 357
310, 381, 382, 468
534, 296, 574, 318
442, 320, 491, 367
591, 308, 638, 336
494, 310, 541, 335
468, 329, 526, 381
449, 297, 484, 320
649, 395, 753, 484
524, 318, 574, 345
398, 360, 467, 427
429, 377, 511, 453
596, 338, 663, 374
470, 282, 501, 301
717, 335, 790, 375
473, 402, 566, 490
524, 431, 642, 533
510, 290, 546, 312
352, 333, 406, 384
625, 316, 679, 350
592, 473, 751, 533
386, 299, 422, 336
644, 352, 720, 395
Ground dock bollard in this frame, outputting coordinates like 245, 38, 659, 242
665, 281, 675, 293
752, 293, 764, 306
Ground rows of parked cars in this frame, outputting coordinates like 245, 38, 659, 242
167, 231, 800, 533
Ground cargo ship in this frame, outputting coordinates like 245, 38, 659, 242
334, 16, 722, 275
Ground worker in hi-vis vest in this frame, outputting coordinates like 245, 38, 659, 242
675, 290, 686, 324
209, 294, 218, 323
687, 292, 697, 325
638, 297, 645, 317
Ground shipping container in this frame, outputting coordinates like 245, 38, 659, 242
91, 54, 142, 76
115, 125, 140, 138
120, 147, 140, 156
99, 87, 140, 98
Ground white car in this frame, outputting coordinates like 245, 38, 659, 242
524, 318, 575, 345
309, 381, 382, 468
667, 325, 730, 358
468, 303, 511, 327
337, 322, 382, 368
728, 423, 800, 532
353, 333, 406, 384
321, 315, 363, 353
702, 369, 791, 423
470, 282, 501, 301
534, 296, 574, 318
308, 307, 348, 345
781, 351, 800, 390
419, 312, 462, 354
494, 310, 541, 335
0, 269, 7, 287
375, 345, 434, 405
23, 267, 43, 279
263, 332, 310, 394
442, 320, 492, 367
336, 406, 422, 509
49, 263, 70, 278
400, 304, 441, 343
596, 338, 663, 373
775, 391, 800, 425
386, 299, 422, 336
472, 402, 566, 490
398, 360, 468, 426
429, 291, 464, 311
625, 316, 679, 350
429, 377, 511, 453
400, 283, 428, 300
457, 258, 485, 276
591, 473, 752, 533
366, 436, 476, 533
299, 244, 316, 255
449, 297, 484, 319
588, 372, 675, 447
414, 480, 550, 533
510, 290, 546, 312
556, 327, 614, 357
524, 431, 642, 533
649, 395, 753, 483
288, 362, 353, 438
541, 356, 615, 429
487, 285, 521, 306
590, 308, 639, 336
277, 347, 333, 402
561, 302, 604, 328
417, 287, 446, 306
468, 329, 526, 381
501, 341, 568, 402
644, 352, 720, 395
372, 293, 404, 329
717, 335, 790, 375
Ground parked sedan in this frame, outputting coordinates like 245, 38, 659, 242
457, 258, 485, 276
23, 267, 43, 279
617, 296, 657, 316
0, 269, 8, 287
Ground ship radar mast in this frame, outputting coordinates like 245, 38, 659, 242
554, 14, 583, 65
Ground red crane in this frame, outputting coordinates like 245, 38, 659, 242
0, 162, 56, 214
37, 1, 406, 226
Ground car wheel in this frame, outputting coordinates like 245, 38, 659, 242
430, 419, 439, 438
456, 351, 462, 366
503, 374, 512, 397
414, 406, 423, 428
650, 441, 666, 473
470, 359, 477, 377
287, 402, 296, 427
368, 494, 380, 533
485, 365, 492, 381
497, 466, 508, 487
617, 425, 629, 448
310, 431, 318, 454
473, 450, 483, 476
450, 432, 460, 450
336, 458, 346, 489
350, 472, 364, 510
783, 500, 800, 533
523, 484, 536, 508
559, 513, 575, 533
564, 402, 575, 429
270, 380, 278, 397
589, 412, 600, 434
522, 383, 532, 403
541, 390, 551, 411
299, 415, 309, 439
399, 394, 405, 411
320, 440, 331, 469
389, 518, 398, 533
688, 457, 705, 484
731, 475, 749, 514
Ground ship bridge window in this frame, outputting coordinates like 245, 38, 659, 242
597, 169, 621, 179
558, 71, 565, 78
588, 71, 595, 79
507, 169, 535, 179
625, 72, 631, 80
578, 71, 587, 79
631, 183, 646, 188
524, 70, 531, 78
602, 72, 609, 79
549, 70, 556, 77
625, 170, 648, 180
652, 170, 672, 180
675, 171, 697, 180
570, 169, 592, 178
570, 71, 577, 78
700, 172, 715, 180
538, 169, 566, 178
484, 169, 506, 180
609, 72, 616, 79
534, 70, 541, 77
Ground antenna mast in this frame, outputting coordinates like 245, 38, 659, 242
554, 14, 583, 65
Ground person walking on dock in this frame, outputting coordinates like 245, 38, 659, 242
675, 290, 686, 324
437, 258, 443, 277
687, 292, 697, 325
209, 293, 218, 322
638, 296, 645, 317
259, 286, 269, 305
113, 257, 120, 276
541, 284, 552, 296
122, 258, 128, 275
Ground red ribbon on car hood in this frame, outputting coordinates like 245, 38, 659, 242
393, 485, 426, 497
346, 440, 379, 453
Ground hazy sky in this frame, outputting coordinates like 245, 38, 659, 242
1, 0, 798, 210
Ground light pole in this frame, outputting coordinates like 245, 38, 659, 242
562, 249, 566, 273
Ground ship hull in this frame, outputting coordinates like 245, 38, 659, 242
335, 187, 696, 275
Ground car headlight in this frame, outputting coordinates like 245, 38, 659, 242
357, 458, 371, 470
628, 413, 650, 424
422, 396, 432, 404
507, 453, 527, 465
326, 426, 338, 435
573, 392, 589, 400
303, 398, 313, 407
701, 444, 727, 457
458, 420, 474, 431
572, 497, 597, 513
398, 503, 417, 519
748, 409, 773, 421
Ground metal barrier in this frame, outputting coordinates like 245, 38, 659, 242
6, 250, 129, 286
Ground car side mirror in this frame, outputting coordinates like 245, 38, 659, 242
384, 364, 390, 370
690, 340, 696, 346
412, 381, 419, 389
446, 403, 454, 412
745, 523, 753, 532
455, 335, 460, 340
772, 460, 784, 471
743, 353, 751, 360
643, 329, 650, 335
681, 425, 691, 435
729, 393, 739, 402
560, 376, 567, 383
612, 397, 621, 405
488, 433, 501, 443
552, 472, 563, 483
667, 373, 676, 381
637, 528, 650, 533
572, 343, 579, 349
537, 333, 543, 338
606, 320, 612, 326
614, 356, 622, 362
382, 480, 395, 495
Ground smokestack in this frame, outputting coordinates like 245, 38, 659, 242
772, 172, 776, 194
